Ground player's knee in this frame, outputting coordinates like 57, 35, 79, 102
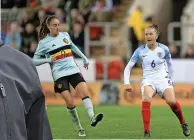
65, 98, 75, 107
77, 86, 89, 98
166, 99, 176, 106
66, 101, 75, 108
142, 95, 152, 102
80, 89, 89, 98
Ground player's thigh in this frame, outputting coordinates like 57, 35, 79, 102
141, 80, 155, 101
141, 85, 155, 101
54, 76, 74, 107
61, 90, 75, 107
69, 73, 89, 97
157, 78, 175, 105
75, 82, 89, 98
163, 87, 176, 106
54, 76, 70, 93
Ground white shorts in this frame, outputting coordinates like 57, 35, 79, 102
140, 78, 173, 97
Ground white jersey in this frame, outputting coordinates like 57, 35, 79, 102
124, 43, 173, 85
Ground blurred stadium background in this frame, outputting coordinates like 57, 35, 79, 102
1, 0, 194, 139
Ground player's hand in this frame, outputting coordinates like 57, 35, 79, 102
84, 63, 89, 70
124, 84, 133, 93
51, 56, 56, 63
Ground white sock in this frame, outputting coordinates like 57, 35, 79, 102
67, 107, 83, 130
82, 97, 95, 120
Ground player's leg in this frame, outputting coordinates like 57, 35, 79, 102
76, 82, 103, 127
61, 90, 86, 136
141, 82, 155, 137
54, 77, 86, 137
162, 87, 190, 137
69, 73, 103, 127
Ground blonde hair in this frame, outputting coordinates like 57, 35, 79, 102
147, 24, 159, 36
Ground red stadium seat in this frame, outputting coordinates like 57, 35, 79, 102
96, 61, 104, 79
108, 68, 120, 80
108, 60, 124, 72
96, 60, 124, 80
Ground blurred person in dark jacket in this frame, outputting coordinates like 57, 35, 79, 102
71, 20, 85, 55
0, 39, 53, 140
21, 23, 37, 55
184, 45, 194, 58
168, 43, 180, 58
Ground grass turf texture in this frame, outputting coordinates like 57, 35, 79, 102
47, 105, 193, 139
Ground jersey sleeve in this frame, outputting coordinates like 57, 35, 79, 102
124, 61, 136, 85
130, 48, 140, 63
64, 32, 89, 64
123, 48, 140, 85
164, 46, 173, 78
33, 42, 51, 66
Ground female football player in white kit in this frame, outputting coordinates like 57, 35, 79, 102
124, 24, 190, 137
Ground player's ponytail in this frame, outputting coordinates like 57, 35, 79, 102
38, 15, 58, 40
39, 16, 49, 40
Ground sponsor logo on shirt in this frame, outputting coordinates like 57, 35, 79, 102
142, 54, 148, 57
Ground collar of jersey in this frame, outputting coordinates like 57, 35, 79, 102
47, 33, 60, 38
146, 42, 159, 51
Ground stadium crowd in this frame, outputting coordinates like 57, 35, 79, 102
2, 0, 194, 59
1, 0, 121, 58
127, 6, 194, 59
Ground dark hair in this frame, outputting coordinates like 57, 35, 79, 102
74, 20, 82, 25
38, 15, 58, 40
147, 24, 159, 36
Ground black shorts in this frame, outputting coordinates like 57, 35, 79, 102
54, 73, 85, 93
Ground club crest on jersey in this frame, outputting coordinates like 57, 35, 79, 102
63, 38, 69, 44
157, 52, 162, 58
57, 84, 62, 89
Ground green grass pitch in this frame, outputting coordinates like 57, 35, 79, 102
47, 105, 193, 139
